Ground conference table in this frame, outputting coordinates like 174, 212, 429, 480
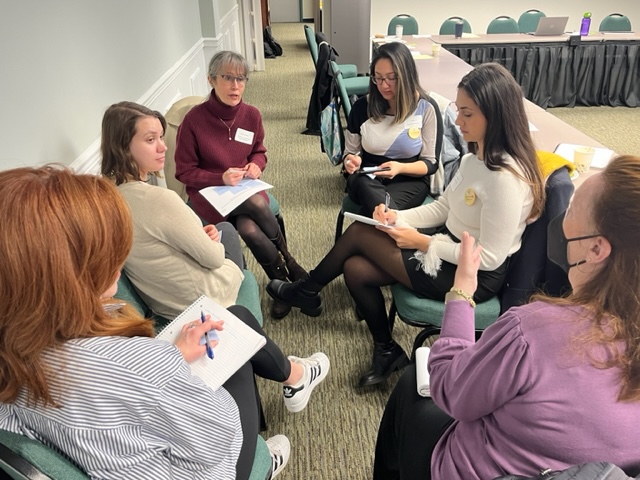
400, 36, 616, 185
427, 32, 640, 108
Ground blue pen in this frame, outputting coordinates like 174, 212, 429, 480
201, 310, 215, 360
384, 192, 391, 225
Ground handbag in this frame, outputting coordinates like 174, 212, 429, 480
320, 99, 344, 166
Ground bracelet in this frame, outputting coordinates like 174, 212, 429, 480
447, 287, 476, 308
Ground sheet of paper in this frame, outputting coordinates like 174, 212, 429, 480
199, 179, 273, 217
554, 143, 614, 169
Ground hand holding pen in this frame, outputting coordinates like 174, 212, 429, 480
373, 199, 397, 227
174, 314, 222, 363
201, 310, 217, 360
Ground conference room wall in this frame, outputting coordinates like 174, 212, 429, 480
370, 0, 639, 36
0, 0, 215, 173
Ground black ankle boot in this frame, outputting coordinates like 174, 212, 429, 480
266, 279, 323, 317
358, 341, 409, 387
269, 230, 308, 282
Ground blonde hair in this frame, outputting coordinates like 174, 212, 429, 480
0, 166, 154, 406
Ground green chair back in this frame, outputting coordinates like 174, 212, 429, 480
331, 61, 353, 121
599, 13, 632, 32
387, 14, 419, 36
303, 24, 318, 65
487, 15, 520, 34
439, 16, 472, 35
518, 9, 545, 33
0, 429, 89, 480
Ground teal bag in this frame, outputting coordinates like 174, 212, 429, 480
320, 99, 344, 166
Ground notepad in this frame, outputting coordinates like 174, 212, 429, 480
344, 212, 394, 228
156, 295, 266, 390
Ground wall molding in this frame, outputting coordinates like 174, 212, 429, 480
71, 7, 243, 175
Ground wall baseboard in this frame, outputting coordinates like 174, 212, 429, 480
71, 7, 242, 175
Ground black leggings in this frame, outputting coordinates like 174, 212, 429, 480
373, 364, 454, 480
308, 223, 506, 345
229, 193, 281, 265
222, 305, 292, 480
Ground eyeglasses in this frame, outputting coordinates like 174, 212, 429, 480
371, 75, 398, 86
217, 74, 248, 85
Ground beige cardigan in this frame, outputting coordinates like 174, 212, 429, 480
118, 181, 244, 319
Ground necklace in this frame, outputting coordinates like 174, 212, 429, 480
217, 116, 237, 141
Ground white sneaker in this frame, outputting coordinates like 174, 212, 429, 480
283, 352, 330, 413
266, 434, 290, 479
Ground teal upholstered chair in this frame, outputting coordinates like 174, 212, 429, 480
599, 13, 632, 32
439, 16, 472, 35
387, 14, 419, 36
331, 61, 354, 122
0, 429, 272, 480
518, 9, 546, 33
303, 24, 357, 79
487, 15, 520, 34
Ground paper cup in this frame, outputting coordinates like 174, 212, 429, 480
573, 146, 595, 173
431, 44, 441, 56
395, 25, 403, 38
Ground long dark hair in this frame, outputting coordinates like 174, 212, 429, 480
458, 63, 545, 219
368, 42, 428, 124
100, 101, 166, 186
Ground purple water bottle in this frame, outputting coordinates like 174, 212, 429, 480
580, 12, 592, 36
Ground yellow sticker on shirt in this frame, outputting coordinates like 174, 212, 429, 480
408, 127, 420, 139
464, 188, 476, 205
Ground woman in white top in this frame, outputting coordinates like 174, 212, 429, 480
268, 63, 545, 388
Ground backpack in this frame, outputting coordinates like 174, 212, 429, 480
494, 462, 636, 480
263, 26, 283, 57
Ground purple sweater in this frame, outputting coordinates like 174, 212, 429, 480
175, 91, 268, 225
429, 300, 640, 479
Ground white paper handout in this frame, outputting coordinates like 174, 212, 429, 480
344, 212, 394, 228
553, 143, 614, 169
199, 178, 273, 217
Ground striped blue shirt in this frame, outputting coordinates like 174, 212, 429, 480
0, 336, 242, 479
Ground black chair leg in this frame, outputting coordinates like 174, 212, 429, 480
411, 327, 441, 362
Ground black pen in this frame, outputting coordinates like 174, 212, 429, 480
384, 192, 390, 226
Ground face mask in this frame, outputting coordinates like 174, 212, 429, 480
547, 211, 600, 274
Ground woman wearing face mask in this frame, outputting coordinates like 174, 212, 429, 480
373, 155, 640, 479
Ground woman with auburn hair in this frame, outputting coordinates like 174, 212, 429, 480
374, 156, 640, 480
341, 41, 441, 215
269, 63, 545, 388
0, 166, 325, 479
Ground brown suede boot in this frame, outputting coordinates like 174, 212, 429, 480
270, 230, 308, 281
260, 257, 292, 319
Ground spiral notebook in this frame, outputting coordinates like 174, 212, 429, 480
156, 295, 266, 390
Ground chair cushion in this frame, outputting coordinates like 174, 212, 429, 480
248, 435, 272, 480
391, 283, 500, 330
337, 64, 357, 79
267, 192, 281, 218
0, 430, 89, 480
115, 271, 148, 317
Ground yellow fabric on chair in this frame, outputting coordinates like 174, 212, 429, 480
537, 150, 575, 179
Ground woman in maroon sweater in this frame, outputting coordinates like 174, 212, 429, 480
175, 51, 305, 319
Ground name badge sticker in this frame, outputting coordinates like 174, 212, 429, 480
235, 128, 254, 145
404, 115, 422, 129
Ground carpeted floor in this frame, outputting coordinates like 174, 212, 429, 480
241, 23, 639, 480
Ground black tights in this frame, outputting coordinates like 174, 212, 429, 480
230, 194, 281, 265
309, 223, 413, 345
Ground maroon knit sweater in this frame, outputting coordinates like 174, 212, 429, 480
175, 91, 268, 224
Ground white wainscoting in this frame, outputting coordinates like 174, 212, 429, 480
71, 7, 244, 175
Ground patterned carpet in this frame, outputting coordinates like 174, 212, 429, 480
241, 23, 639, 480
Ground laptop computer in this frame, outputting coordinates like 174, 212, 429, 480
528, 16, 569, 36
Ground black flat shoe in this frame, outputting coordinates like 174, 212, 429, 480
266, 279, 323, 317
358, 342, 409, 387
